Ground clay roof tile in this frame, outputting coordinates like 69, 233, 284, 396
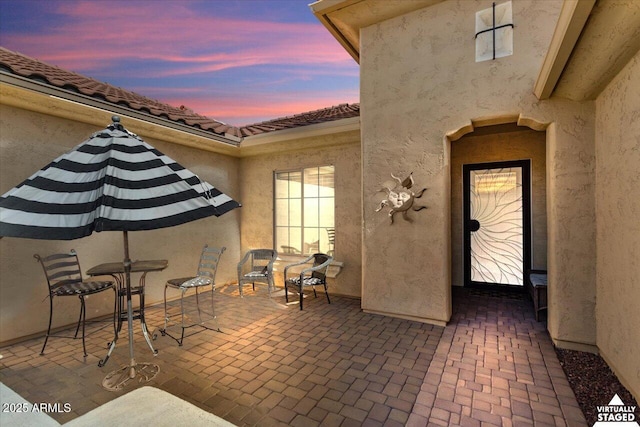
239, 103, 360, 137
0, 47, 237, 139
0, 47, 360, 141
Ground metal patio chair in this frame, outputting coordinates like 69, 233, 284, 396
159, 245, 225, 346
34, 250, 116, 357
284, 253, 333, 310
237, 249, 278, 297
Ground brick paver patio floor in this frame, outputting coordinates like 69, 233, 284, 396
0, 285, 587, 426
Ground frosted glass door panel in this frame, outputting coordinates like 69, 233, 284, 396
469, 167, 524, 286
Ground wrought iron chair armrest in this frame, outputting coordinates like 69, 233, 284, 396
286, 256, 334, 281
284, 254, 315, 279
300, 257, 333, 277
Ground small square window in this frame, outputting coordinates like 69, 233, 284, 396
475, 1, 513, 62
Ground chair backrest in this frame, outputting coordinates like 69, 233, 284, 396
326, 228, 335, 248
196, 245, 226, 283
304, 240, 320, 254
34, 250, 83, 293
311, 253, 332, 280
249, 249, 278, 273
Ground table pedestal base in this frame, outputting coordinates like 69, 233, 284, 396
102, 362, 159, 392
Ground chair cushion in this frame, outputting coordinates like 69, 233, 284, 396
167, 276, 212, 289
243, 271, 268, 279
53, 280, 113, 296
286, 277, 322, 287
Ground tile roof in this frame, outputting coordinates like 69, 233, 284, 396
0, 47, 360, 140
0, 47, 242, 139
239, 103, 360, 137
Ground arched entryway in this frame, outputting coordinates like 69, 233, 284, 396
450, 122, 547, 293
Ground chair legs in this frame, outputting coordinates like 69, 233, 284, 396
161, 284, 187, 346
237, 280, 255, 297
161, 285, 220, 346
40, 295, 54, 356
177, 288, 188, 346
299, 284, 304, 310
283, 282, 306, 310
73, 296, 84, 339
286, 282, 305, 310
79, 296, 87, 357
239, 280, 273, 297
285, 282, 331, 310
40, 294, 93, 358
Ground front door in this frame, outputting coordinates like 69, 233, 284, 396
463, 160, 531, 288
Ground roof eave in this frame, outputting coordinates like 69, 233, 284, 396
310, 0, 444, 64
533, 0, 596, 100
310, 0, 362, 63
1, 72, 242, 156
535, 0, 640, 101
239, 116, 360, 156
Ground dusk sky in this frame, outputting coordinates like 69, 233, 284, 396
0, 0, 359, 126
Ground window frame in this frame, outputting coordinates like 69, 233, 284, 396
273, 165, 335, 257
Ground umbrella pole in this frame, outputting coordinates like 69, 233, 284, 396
124, 231, 136, 378
102, 231, 159, 391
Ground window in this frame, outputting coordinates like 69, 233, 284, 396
475, 1, 513, 62
275, 166, 335, 256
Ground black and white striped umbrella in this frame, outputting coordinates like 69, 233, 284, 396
0, 117, 239, 240
0, 116, 240, 389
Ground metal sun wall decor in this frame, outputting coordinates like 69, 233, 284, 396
376, 173, 427, 224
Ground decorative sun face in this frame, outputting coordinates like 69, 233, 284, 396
387, 191, 411, 208
376, 173, 427, 224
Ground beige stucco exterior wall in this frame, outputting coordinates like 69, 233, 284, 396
450, 126, 547, 287
0, 105, 241, 344
595, 50, 640, 400
359, 0, 597, 344
239, 131, 362, 297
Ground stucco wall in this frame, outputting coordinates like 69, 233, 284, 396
595, 50, 640, 399
359, 0, 597, 342
451, 126, 547, 287
0, 105, 241, 344
239, 131, 362, 297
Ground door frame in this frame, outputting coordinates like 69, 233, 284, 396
463, 159, 532, 289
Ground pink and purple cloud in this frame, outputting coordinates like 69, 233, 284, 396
0, 0, 359, 125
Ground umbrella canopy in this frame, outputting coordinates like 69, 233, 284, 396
0, 118, 240, 239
